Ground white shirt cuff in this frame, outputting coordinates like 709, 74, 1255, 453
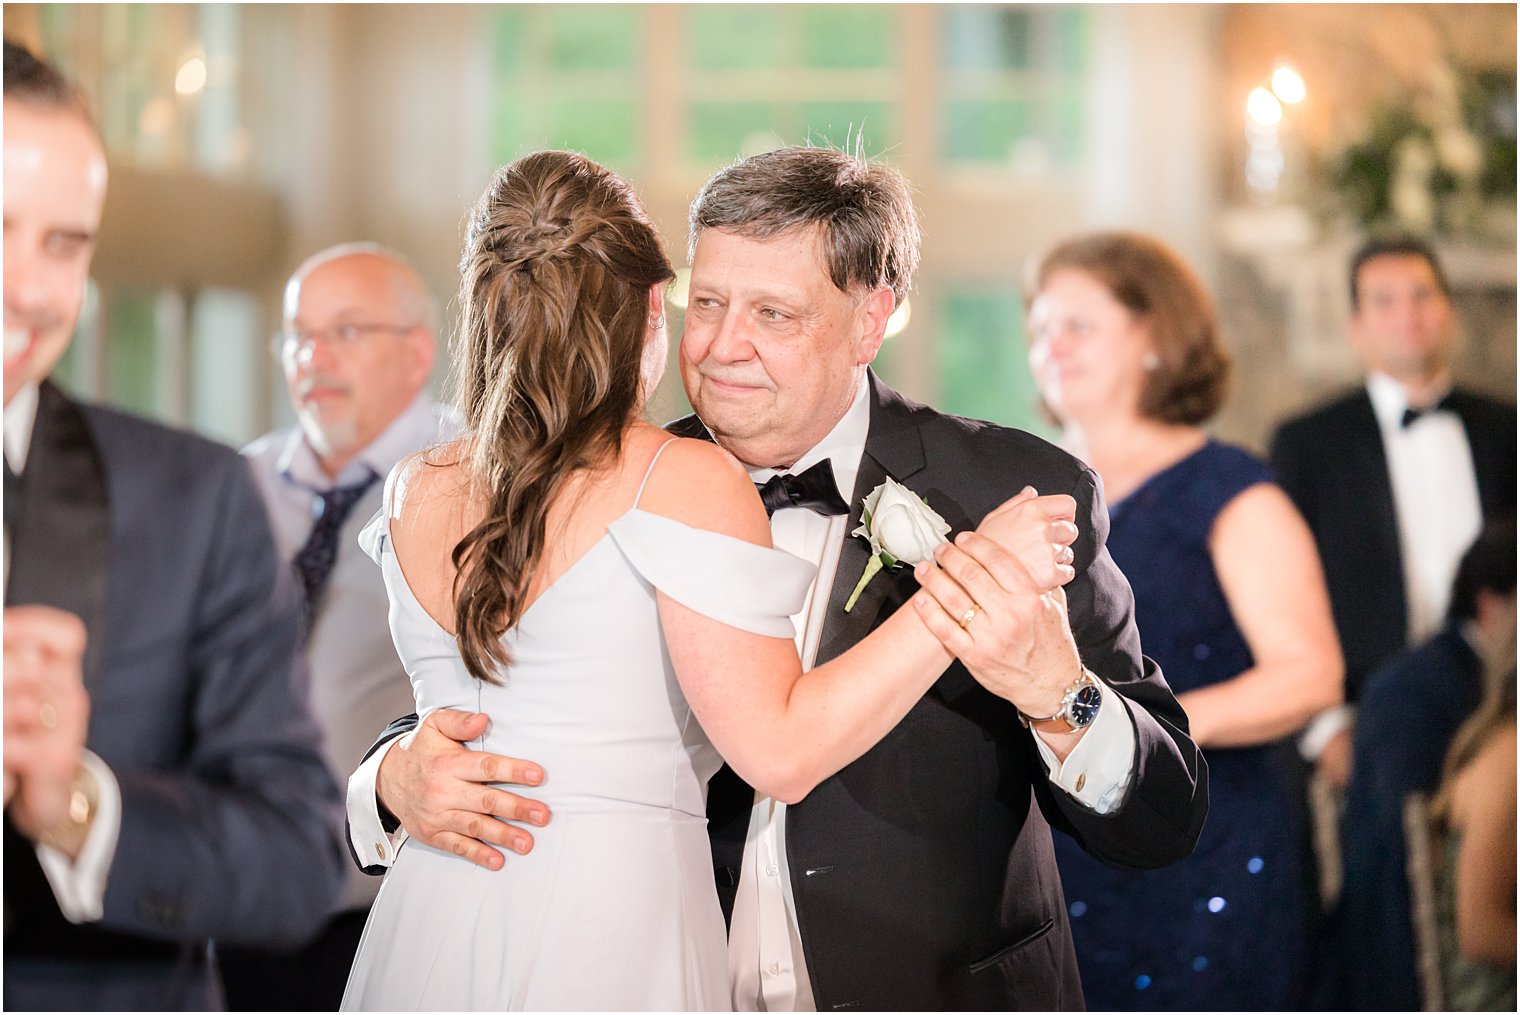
35, 749, 121, 923
1298, 704, 1354, 761
347, 735, 409, 868
1032, 678, 1136, 815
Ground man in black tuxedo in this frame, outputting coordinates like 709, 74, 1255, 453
348, 148, 1207, 1010
2, 40, 346, 1009
1270, 237, 1516, 780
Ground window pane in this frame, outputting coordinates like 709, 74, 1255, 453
689, 101, 784, 162
689, 6, 791, 70
105, 292, 160, 418
549, 5, 638, 72
937, 289, 1051, 435
190, 288, 262, 447
800, 6, 894, 69
1055, 7, 1088, 74
490, 81, 533, 165
941, 6, 1030, 72
943, 99, 1030, 162
492, 7, 527, 76
548, 98, 638, 167
800, 101, 894, 152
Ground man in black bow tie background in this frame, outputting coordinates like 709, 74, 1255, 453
348, 146, 1207, 1010
2, 40, 345, 1010
1270, 237, 1516, 786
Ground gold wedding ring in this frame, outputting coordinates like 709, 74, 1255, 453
958, 603, 982, 629
39, 701, 58, 730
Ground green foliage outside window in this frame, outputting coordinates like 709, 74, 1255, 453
936, 289, 1053, 437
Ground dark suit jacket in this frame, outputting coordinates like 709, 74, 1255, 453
1269, 386, 1515, 700
679, 374, 1206, 1011
356, 373, 1207, 1011
1330, 626, 1483, 1011
4, 382, 347, 1011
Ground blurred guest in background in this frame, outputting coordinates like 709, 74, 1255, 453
1025, 231, 1341, 1010
221, 244, 451, 1010
1332, 518, 1515, 1011
1429, 619, 1516, 1011
2, 39, 344, 1010
1270, 236, 1516, 786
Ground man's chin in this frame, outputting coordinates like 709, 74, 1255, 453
296, 411, 357, 461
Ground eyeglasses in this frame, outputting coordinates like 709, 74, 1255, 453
271, 322, 417, 359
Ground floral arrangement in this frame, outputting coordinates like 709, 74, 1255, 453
1331, 64, 1516, 240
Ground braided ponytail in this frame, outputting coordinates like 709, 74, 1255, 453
451, 151, 675, 683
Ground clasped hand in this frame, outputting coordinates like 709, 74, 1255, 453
375, 487, 1085, 867
909, 487, 1084, 724
4, 605, 91, 844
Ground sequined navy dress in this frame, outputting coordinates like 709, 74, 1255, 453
1054, 440, 1312, 1011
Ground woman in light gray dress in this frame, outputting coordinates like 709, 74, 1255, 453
341, 151, 1061, 1010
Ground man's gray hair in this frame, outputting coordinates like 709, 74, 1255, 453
284, 241, 440, 332
688, 146, 921, 307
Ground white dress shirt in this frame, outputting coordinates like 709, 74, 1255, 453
4, 383, 124, 923
728, 372, 1136, 1012
243, 390, 456, 912
1365, 373, 1484, 644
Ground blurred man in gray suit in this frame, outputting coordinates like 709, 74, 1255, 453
2, 39, 345, 1010
223, 244, 451, 1009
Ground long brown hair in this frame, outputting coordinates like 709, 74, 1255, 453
450, 150, 674, 683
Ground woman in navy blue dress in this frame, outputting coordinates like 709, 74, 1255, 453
1025, 233, 1343, 1010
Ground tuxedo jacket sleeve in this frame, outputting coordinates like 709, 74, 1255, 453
1030, 461, 1209, 867
877, 406, 1208, 871
5, 391, 347, 954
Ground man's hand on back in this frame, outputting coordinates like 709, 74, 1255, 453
376, 707, 552, 870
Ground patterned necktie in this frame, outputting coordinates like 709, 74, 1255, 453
292, 470, 380, 636
755, 458, 850, 519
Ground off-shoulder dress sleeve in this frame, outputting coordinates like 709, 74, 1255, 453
607, 509, 815, 639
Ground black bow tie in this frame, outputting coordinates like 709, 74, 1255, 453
755, 459, 850, 519
1401, 395, 1453, 429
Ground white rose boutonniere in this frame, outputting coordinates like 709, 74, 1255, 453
844, 476, 952, 612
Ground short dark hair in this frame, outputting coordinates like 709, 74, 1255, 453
1449, 518, 1517, 624
1032, 231, 1231, 426
1348, 235, 1452, 310
3, 38, 96, 127
688, 146, 921, 307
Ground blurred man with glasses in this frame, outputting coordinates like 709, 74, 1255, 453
227, 244, 453, 1009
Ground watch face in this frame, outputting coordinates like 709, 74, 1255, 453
1067, 684, 1103, 728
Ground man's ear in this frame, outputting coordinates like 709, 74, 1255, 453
410, 328, 438, 388
854, 287, 897, 366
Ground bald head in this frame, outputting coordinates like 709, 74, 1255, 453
279, 244, 437, 477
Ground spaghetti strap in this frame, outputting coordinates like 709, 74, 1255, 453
633, 437, 682, 509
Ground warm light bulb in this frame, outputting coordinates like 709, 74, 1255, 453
175, 56, 207, 95
884, 297, 912, 340
1246, 87, 1283, 127
1271, 65, 1307, 105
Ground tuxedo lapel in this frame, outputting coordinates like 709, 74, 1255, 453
815, 374, 929, 667
6, 382, 113, 689
1346, 391, 1402, 579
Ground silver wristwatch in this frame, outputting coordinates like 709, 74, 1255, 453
1017, 669, 1103, 734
